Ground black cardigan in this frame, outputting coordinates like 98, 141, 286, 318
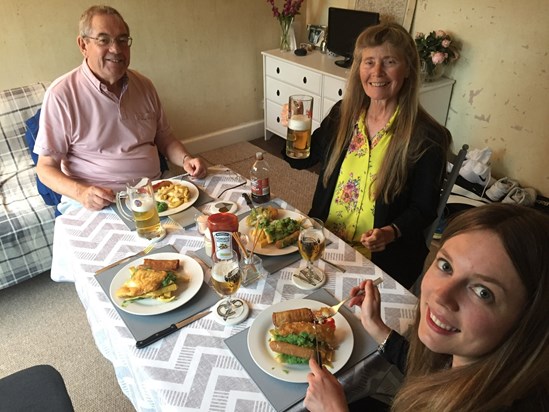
284, 102, 449, 289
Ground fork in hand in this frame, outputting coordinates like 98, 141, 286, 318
315, 277, 383, 321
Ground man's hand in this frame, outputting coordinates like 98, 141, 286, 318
304, 358, 348, 412
77, 185, 115, 211
183, 156, 207, 178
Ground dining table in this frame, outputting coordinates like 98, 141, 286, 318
50, 165, 418, 412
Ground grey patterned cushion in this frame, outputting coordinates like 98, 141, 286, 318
0, 82, 56, 290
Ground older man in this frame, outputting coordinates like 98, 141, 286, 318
34, 5, 206, 213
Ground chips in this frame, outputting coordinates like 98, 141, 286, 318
155, 182, 191, 209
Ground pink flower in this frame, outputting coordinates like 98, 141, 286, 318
435, 30, 446, 38
415, 32, 424, 39
442, 39, 451, 48
431, 51, 447, 65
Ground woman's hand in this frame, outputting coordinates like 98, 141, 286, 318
360, 226, 395, 253
349, 279, 392, 344
304, 358, 348, 412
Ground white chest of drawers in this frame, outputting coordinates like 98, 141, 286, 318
261, 49, 455, 139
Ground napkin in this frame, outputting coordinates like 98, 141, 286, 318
224, 288, 379, 411
95, 244, 219, 347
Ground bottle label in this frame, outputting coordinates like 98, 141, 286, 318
212, 231, 233, 259
251, 178, 270, 196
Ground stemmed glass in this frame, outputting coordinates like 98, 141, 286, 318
210, 249, 249, 325
298, 217, 326, 284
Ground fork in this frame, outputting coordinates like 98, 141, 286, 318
316, 277, 383, 321
95, 243, 155, 275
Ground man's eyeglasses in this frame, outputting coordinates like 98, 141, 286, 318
84, 35, 133, 48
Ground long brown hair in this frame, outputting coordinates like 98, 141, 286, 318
392, 204, 549, 411
323, 23, 450, 203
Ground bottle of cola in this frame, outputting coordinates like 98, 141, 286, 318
250, 152, 271, 203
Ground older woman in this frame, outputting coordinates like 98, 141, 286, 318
304, 204, 549, 411
284, 23, 451, 288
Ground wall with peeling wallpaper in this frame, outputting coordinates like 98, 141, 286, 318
414, 0, 548, 196
310, 0, 548, 196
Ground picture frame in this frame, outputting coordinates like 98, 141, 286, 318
306, 24, 327, 48
354, 0, 418, 31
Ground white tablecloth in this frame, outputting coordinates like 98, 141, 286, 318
51, 166, 417, 411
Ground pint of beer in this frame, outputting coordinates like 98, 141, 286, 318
115, 177, 166, 240
286, 95, 313, 159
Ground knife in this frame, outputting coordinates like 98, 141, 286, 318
136, 310, 211, 348
313, 321, 323, 368
320, 258, 347, 273
242, 193, 256, 211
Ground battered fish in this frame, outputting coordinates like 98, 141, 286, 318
116, 268, 170, 298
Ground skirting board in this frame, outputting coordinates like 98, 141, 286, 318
183, 120, 265, 154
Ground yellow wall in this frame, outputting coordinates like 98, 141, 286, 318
2, 0, 547, 195
0, 0, 291, 139
307, 0, 549, 196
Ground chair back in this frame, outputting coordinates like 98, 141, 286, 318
424, 144, 469, 247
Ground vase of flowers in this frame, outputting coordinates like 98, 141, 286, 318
415, 30, 460, 82
266, 0, 303, 52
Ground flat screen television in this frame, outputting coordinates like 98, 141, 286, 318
326, 7, 380, 68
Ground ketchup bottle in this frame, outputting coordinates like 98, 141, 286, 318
207, 213, 239, 260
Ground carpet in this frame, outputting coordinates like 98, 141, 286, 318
198, 141, 318, 214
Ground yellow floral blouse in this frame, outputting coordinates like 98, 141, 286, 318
325, 108, 398, 258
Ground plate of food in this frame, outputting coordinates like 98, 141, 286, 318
238, 206, 304, 256
247, 299, 354, 383
109, 252, 204, 316
151, 179, 199, 217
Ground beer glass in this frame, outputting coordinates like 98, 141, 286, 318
115, 177, 166, 240
286, 95, 313, 159
210, 249, 249, 324
298, 217, 326, 282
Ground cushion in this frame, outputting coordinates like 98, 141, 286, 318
24, 109, 62, 208
0, 82, 55, 290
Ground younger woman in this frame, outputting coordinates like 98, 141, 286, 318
304, 203, 549, 411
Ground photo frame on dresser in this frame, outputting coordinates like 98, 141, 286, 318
306, 24, 327, 48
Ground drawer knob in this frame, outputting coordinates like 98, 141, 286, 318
302, 77, 307, 84
276, 67, 280, 74
276, 116, 280, 124
338, 89, 343, 96
276, 90, 280, 96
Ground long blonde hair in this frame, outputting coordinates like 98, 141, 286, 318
323, 23, 450, 204
392, 204, 549, 411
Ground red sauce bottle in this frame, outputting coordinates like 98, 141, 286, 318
207, 213, 239, 260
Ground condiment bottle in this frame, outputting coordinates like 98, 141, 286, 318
207, 212, 239, 259
250, 152, 271, 203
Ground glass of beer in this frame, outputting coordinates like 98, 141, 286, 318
210, 249, 249, 324
286, 95, 313, 159
298, 217, 326, 282
115, 177, 166, 240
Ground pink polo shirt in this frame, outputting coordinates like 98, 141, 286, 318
34, 60, 177, 190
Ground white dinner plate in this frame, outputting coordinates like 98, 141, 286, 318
152, 179, 199, 217
247, 299, 354, 383
238, 209, 304, 256
109, 252, 204, 316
